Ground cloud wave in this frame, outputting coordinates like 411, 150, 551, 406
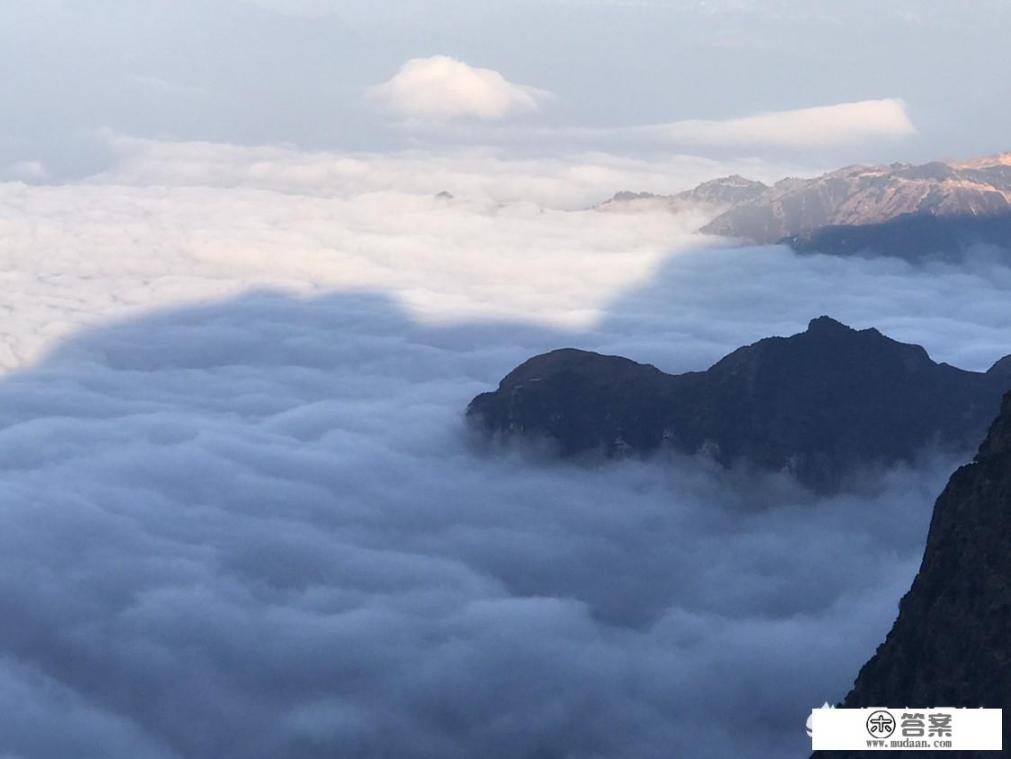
0, 287, 961, 759
1, 139, 1010, 758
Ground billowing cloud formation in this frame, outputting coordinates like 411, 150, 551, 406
1, 140, 1011, 757
651, 99, 917, 147
0, 287, 965, 759
369, 56, 552, 121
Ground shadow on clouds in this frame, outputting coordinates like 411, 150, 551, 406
0, 248, 1003, 759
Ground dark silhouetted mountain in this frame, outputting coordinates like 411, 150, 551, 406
816, 392, 1011, 756
701, 154, 1011, 246
467, 317, 1011, 491
597, 175, 768, 213
784, 211, 1011, 261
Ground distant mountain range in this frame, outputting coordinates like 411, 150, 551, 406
467, 317, 1011, 492
602, 152, 1011, 259
816, 391, 1011, 757
597, 175, 768, 215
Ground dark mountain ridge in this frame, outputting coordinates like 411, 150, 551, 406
467, 317, 1011, 491
785, 211, 1011, 261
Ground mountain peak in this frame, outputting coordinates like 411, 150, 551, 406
597, 175, 767, 213
806, 315, 853, 334
468, 321, 1010, 491
952, 151, 1011, 169
699, 151, 1011, 256
985, 354, 1011, 378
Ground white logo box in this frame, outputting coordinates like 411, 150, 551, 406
811, 707, 1002, 751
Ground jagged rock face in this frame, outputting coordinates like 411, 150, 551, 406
701, 154, 1011, 245
467, 317, 1011, 492
823, 393, 1011, 755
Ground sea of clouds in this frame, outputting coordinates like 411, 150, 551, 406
1, 140, 1010, 758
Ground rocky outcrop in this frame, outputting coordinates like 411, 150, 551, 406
815, 392, 1011, 756
467, 317, 1011, 492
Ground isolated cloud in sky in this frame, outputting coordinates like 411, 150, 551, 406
651, 98, 917, 148
369, 56, 552, 122
2, 140, 1011, 757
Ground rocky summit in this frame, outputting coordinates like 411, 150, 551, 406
466, 317, 1011, 492
597, 175, 769, 214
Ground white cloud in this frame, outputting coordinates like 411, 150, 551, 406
1, 138, 1011, 758
369, 56, 552, 122
395, 99, 916, 153
649, 98, 916, 147
4, 137, 1007, 373
0, 136, 798, 369
95, 134, 805, 209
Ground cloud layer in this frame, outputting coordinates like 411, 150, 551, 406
95, 134, 805, 208
369, 56, 552, 122
0, 288, 962, 759
650, 99, 917, 148
1, 140, 1011, 757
